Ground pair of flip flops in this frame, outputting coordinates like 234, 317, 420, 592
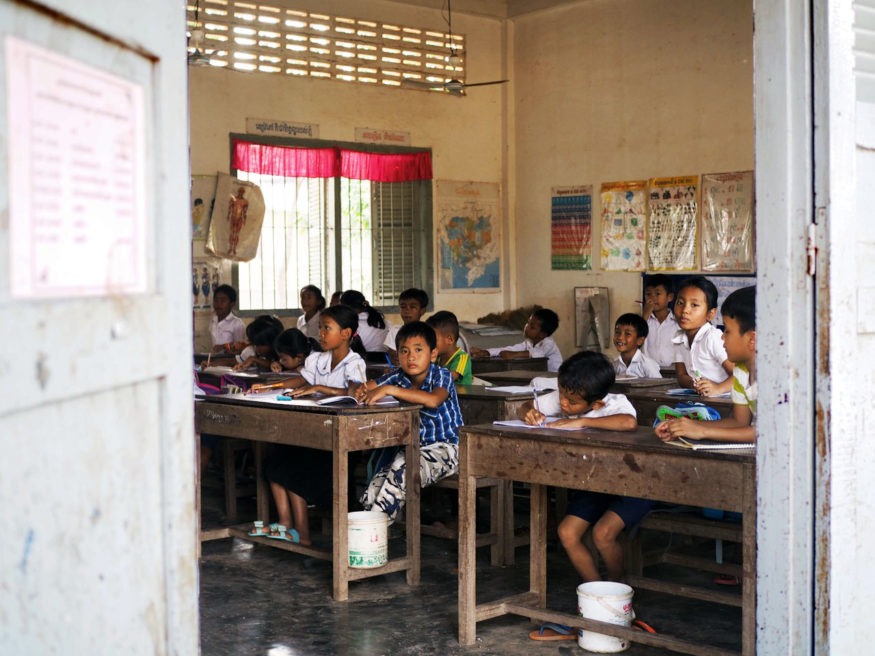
247, 521, 300, 544
528, 619, 657, 641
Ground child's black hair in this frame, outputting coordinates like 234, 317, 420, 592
721, 286, 756, 333
246, 315, 283, 346
615, 313, 649, 339
399, 287, 429, 309
340, 289, 386, 329
426, 310, 460, 340
557, 351, 616, 403
396, 321, 437, 351
532, 308, 560, 336
300, 284, 327, 311
273, 328, 313, 359
644, 274, 674, 295
213, 283, 237, 304
678, 276, 719, 310
321, 304, 366, 357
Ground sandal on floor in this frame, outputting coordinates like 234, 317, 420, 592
714, 574, 740, 586
529, 622, 576, 641
267, 525, 300, 543
247, 521, 266, 537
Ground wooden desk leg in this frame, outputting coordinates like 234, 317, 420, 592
530, 483, 548, 607
332, 445, 350, 602
742, 463, 756, 656
458, 441, 477, 646
498, 480, 516, 566
405, 439, 421, 587
222, 438, 237, 523
255, 442, 269, 523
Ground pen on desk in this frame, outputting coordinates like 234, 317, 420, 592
532, 386, 545, 427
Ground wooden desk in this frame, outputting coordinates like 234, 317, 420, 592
195, 394, 421, 601
471, 357, 548, 374
625, 388, 735, 426
457, 424, 755, 656
476, 369, 556, 386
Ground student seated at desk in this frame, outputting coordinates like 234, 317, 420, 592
270, 328, 315, 373
672, 276, 734, 396
471, 308, 563, 372
340, 289, 389, 352
427, 310, 472, 385
263, 305, 367, 545
612, 313, 661, 379
656, 286, 756, 444
209, 284, 246, 354
383, 288, 429, 364
233, 315, 283, 371
641, 274, 679, 368
297, 284, 326, 340
518, 351, 644, 584
354, 321, 463, 524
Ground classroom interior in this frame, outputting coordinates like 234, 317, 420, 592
191, 0, 757, 653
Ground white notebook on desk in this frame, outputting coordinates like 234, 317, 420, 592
492, 419, 582, 431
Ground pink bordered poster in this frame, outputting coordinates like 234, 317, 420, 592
600, 180, 647, 271
700, 171, 755, 272
646, 175, 699, 271
7, 36, 147, 298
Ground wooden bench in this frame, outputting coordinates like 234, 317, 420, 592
625, 509, 744, 607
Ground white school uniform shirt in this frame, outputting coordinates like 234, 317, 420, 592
210, 312, 246, 347
296, 311, 321, 340
301, 350, 367, 388
537, 390, 636, 420
642, 312, 679, 367
730, 364, 757, 425
614, 350, 662, 379
672, 322, 730, 383
236, 345, 257, 364
487, 336, 564, 372
383, 324, 401, 351
356, 312, 389, 352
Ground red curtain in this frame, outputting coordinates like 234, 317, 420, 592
232, 139, 431, 182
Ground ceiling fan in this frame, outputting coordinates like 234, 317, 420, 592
401, 0, 508, 96
187, 0, 212, 66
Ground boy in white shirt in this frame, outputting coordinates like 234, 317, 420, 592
517, 351, 644, 583
209, 284, 246, 353
472, 308, 563, 372
641, 274, 678, 367
613, 313, 662, 379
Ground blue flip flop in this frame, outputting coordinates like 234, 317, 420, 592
529, 622, 576, 641
267, 525, 300, 543
247, 520, 267, 537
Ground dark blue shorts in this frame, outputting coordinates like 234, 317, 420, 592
565, 491, 654, 528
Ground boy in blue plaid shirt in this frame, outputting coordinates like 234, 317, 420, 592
354, 321, 463, 522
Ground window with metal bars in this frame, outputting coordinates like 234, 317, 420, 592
232, 141, 433, 313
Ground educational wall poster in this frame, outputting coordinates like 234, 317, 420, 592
600, 180, 647, 271
435, 180, 501, 291
191, 175, 217, 240
192, 255, 224, 313
550, 185, 593, 270
204, 172, 266, 262
647, 175, 699, 271
700, 171, 755, 272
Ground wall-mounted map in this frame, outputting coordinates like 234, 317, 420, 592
436, 180, 501, 291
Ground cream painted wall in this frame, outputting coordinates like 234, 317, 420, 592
189, 0, 509, 347
511, 0, 754, 358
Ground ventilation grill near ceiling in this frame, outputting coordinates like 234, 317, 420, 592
185, 0, 465, 89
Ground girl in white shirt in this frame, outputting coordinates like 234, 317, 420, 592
340, 289, 389, 352
296, 284, 325, 340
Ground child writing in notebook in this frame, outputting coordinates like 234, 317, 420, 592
518, 351, 645, 584
656, 285, 756, 444
426, 310, 472, 385
613, 313, 661, 379
354, 321, 464, 523
471, 308, 563, 372
233, 315, 283, 371
261, 305, 367, 545
340, 289, 389, 352
673, 276, 734, 396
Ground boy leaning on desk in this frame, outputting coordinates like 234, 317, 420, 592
517, 351, 648, 584
655, 285, 757, 444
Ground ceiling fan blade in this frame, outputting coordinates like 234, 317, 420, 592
463, 79, 509, 88
401, 79, 447, 91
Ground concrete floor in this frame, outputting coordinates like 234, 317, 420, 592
199, 462, 743, 655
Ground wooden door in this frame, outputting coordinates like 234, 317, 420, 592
0, 0, 196, 652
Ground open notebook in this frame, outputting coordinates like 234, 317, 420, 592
276, 392, 399, 406
666, 437, 755, 451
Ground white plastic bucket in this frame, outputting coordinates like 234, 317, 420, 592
348, 511, 388, 568
576, 581, 634, 653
